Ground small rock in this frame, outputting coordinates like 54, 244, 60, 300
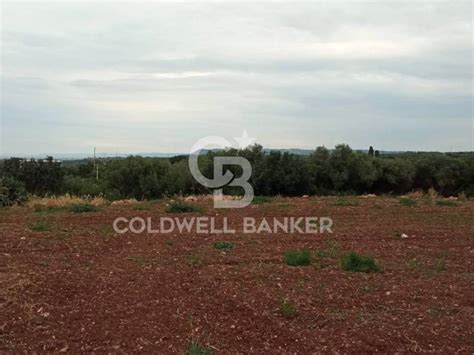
401, 233, 409, 239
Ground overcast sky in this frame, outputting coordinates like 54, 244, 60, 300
1, 1, 472, 156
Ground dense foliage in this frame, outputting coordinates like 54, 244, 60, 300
1, 145, 472, 203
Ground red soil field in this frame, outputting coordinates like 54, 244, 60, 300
1, 196, 473, 353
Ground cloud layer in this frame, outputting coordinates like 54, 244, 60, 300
1, 2, 472, 155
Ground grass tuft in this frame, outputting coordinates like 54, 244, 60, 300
30, 220, 50, 232
341, 252, 379, 272
399, 198, 417, 207
284, 247, 311, 266
188, 254, 203, 267
187, 340, 212, 355
436, 200, 459, 207
279, 298, 298, 319
213, 241, 234, 251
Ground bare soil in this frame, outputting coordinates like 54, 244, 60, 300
1, 196, 473, 353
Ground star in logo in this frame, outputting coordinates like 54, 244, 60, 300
234, 130, 256, 149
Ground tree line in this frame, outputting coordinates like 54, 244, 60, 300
1, 144, 473, 205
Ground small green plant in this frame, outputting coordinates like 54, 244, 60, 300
188, 254, 203, 267
165, 240, 175, 246
30, 220, 50, 232
341, 252, 379, 272
284, 248, 311, 266
436, 200, 459, 207
213, 241, 234, 251
70, 203, 99, 213
165, 201, 203, 213
252, 196, 271, 205
279, 298, 298, 319
187, 340, 212, 355
399, 198, 417, 207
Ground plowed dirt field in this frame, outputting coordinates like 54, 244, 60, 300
1, 196, 473, 353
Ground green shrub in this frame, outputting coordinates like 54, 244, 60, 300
165, 201, 203, 213
70, 203, 99, 213
284, 248, 311, 266
399, 198, 417, 207
187, 341, 212, 355
436, 200, 459, 207
213, 241, 234, 251
341, 252, 379, 272
63, 176, 102, 196
0, 177, 28, 206
279, 298, 298, 319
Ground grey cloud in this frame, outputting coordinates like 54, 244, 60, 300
1, 1, 472, 155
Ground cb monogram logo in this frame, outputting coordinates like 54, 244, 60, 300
188, 135, 254, 208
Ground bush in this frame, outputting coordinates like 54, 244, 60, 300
70, 203, 99, 213
284, 248, 311, 266
165, 201, 203, 213
2, 157, 63, 195
341, 252, 379, 272
213, 241, 234, 251
0, 177, 28, 206
63, 176, 102, 196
